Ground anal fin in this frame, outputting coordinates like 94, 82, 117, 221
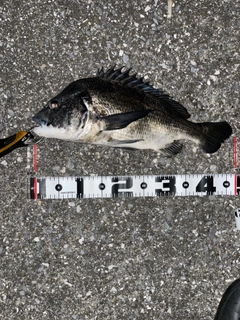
161, 141, 183, 156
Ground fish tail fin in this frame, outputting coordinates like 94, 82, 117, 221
197, 121, 232, 153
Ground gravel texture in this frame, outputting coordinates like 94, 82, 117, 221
0, 0, 239, 319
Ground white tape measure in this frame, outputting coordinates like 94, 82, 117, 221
29, 174, 240, 199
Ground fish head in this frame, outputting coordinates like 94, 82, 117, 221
32, 90, 90, 140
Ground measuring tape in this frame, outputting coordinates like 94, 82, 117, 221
26, 136, 239, 202
29, 174, 240, 199
28, 173, 240, 230
28, 137, 239, 199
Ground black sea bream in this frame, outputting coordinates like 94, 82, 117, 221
32, 66, 232, 155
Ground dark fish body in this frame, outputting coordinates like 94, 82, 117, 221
32, 66, 232, 155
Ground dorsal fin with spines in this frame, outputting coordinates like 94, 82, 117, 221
96, 66, 190, 119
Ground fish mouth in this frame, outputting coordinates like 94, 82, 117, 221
32, 108, 51, 127
32, 115, 49, 126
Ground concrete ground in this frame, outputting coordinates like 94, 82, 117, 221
0, 0, 239, 319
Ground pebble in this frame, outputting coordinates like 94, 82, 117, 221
8, 109, 14, 117
110, 286, 117, 293
210, 165, 217, 172
123, 53, 129, 63
79, 237, 84, 245
68, 202, 75, 207
53, 166, 60, 171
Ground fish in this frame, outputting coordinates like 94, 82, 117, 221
32, 66, 232, 155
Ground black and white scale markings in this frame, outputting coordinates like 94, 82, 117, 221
29, 174, 240, 199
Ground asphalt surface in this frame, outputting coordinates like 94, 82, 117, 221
0, 0, 239, 319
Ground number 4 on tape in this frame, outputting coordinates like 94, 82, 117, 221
29, 174, 240, 199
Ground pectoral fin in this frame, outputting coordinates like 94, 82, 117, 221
100, 110, 152, 131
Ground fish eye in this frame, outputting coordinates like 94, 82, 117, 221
49, 100, 59, 109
